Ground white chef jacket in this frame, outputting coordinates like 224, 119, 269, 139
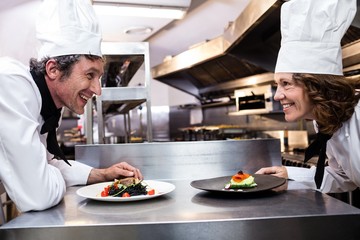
287, 100, 360, 193
0, 57, 92, 212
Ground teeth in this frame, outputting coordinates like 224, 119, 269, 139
80, 94, 89, 101
283, 103, 292, 109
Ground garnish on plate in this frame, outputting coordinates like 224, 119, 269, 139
100, 177, 155, 197
224, 171, 257, 190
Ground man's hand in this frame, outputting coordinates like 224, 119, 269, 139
87, 162, 143, 184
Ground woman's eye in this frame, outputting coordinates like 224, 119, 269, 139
282, 81, 290, 87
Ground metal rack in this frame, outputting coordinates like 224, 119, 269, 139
84, 42, 153, 144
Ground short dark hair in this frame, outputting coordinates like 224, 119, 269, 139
29, 54, 104, 80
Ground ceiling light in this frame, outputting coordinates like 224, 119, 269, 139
124, 26, 153, 35
92, 4, 187, 19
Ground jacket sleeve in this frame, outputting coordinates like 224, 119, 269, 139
49, 159, 92, 187
0, 58, 66, 212
286, 166, 317, 189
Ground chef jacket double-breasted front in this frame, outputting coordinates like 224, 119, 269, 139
0, 57, 92, 212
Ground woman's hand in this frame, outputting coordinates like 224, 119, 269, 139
87, 162, 143, 184
256, 166, 289, 192
255, 166, 288, 179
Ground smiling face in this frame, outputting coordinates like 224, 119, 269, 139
274, 73, 315, 122
46, 56, 104, 114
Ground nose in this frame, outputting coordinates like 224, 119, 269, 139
91, 78, 102, 96
273, 87, 284, 101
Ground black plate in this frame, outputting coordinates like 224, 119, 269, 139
190, 174, 286, 193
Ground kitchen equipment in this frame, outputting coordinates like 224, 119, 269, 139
231, 84, 281, 115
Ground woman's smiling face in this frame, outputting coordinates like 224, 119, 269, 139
274, 73, 315, 122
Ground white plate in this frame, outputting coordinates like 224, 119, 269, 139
76, 180, 175, 202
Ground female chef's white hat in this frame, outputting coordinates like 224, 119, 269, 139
36, 0, 102, 60
275, 0, 357, 76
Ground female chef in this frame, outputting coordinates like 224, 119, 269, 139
0, 0, 142, 212
256, 0, 360, 193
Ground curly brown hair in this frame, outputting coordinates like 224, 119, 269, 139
292, 73, 360, 135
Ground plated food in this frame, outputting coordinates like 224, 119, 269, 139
224, 171, 257, 190
100, 177, 155, 198
76, 179, 176, 202
190, 174, 286, 194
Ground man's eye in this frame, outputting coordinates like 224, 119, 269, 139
87, 73, 94, 79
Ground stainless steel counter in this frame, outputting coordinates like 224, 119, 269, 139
1, 180, 360, 240
1, 140, 360, 239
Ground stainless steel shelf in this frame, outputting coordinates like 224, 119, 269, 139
99, 87, 147, 114
85, 42, 153, 144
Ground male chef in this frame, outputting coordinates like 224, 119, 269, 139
0, 0, 142, 212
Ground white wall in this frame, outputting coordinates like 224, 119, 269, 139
0, 1, 40, 65
152, 79, 200, 106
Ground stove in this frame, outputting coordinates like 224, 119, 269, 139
282, 148, 318, 169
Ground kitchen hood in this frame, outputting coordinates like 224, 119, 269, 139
152, 0, 360, 103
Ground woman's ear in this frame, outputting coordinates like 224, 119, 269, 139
45, 59, 59, 80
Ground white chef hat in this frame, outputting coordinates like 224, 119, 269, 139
36, 0, 102, 60
275, 0, 357, 75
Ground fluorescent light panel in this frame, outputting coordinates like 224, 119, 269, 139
93, 4, 187, 19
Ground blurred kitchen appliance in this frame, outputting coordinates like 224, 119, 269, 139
263, 130, 308, 152
232, 84, 281, 115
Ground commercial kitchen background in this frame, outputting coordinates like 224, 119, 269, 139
1, 0, 360, 157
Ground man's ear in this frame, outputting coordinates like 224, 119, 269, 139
45, 59, 59, 80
